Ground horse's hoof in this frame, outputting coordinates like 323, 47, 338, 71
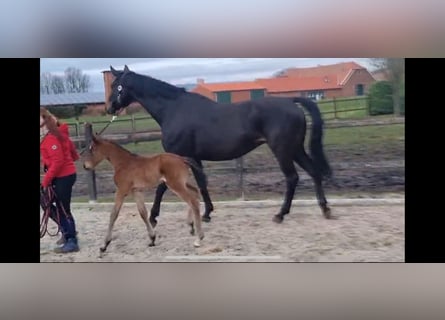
323, 208, 332, 219
202, 215, 211, 223
199, 234, 205, 241
100, 247, 106, 253
149, 235, 156, 246
272, 215, 283, 223
194, 240, 201, 247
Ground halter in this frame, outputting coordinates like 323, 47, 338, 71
79, 114, 118, 155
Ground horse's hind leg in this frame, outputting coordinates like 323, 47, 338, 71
294, 148, 332, 219
101, 190, 125, 253
190, 159, 214, 222
270, 145, 299, 223
134, 190, 156, 246
149, 182, 168, 227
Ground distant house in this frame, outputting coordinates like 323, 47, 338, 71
191, 61, 376, 102
264, 61, 376, 99
191, 79, 266, 103
255, 75, 341, 100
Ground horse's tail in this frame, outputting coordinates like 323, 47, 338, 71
293, 97, 332, 179
183, 157, 208, 189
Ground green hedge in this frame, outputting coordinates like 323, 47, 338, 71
368, 81, 393, 115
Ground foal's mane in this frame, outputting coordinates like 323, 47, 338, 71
98, 138, 138, 157
131, 72, 186, 100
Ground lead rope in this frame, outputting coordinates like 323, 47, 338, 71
40, 186, 70, 238
79, 115, 118, 155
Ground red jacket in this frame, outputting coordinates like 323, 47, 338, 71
40, 123, 79, 187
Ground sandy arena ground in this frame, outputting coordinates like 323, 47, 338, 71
40, 197, 404, 262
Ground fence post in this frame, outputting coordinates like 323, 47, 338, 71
333, 97, 338, 119
75, 122, 81, 149
366, 96, 370, 117
84, 123, 97, 203
131, 114, 136, 144
236, 157, 245, 200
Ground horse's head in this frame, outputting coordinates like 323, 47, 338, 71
107, 65, 136, 115
82, 134, 107, 170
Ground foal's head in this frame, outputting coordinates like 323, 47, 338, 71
82, 135, 108, 170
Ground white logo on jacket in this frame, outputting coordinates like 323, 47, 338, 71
51, 145, 57, 150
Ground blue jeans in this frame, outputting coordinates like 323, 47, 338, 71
49, 173, 77, 240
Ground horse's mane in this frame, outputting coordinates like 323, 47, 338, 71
132, 73, 186, 100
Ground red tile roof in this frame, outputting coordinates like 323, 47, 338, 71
256, 75, 341, 93
279, 61, 365, 85
193, 81, 266, 92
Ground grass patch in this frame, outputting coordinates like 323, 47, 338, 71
324, 124, 404, 146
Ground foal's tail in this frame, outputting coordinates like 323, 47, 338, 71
183, 157, 208, 191
293, 97, 332, 179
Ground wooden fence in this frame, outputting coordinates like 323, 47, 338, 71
73, 116, 404, 202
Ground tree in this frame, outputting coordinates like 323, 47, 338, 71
369, 58, 405, 116
64, 67, 91, 93
51, 75, 66, 94
40, 72, 52, 95
40, 67, 90, 95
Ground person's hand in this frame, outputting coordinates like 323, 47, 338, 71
40, 184, 48, 194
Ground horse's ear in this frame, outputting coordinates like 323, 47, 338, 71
92, 134, 98, 143
110, 65, 120, 77
124, 65, 130, 73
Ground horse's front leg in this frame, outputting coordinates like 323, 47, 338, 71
149, 182, 168, 227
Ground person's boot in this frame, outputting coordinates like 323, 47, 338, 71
56, 231, 78, 246
54, 237, 79, 253
56, 234, 66, 245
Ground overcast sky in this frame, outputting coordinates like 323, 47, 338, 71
40, 58, 374, 93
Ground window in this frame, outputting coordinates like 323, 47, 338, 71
250, 89, 265, 100
307, 91, 324, 100
355, 84, 364, 96
216, 91, 232, 103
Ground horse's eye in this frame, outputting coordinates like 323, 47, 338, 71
117, 85, 123, 92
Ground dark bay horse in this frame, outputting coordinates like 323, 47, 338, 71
107, 65, 333, 224
82, 134, 205, 253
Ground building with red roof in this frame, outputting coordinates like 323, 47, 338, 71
191, 61, 376, 102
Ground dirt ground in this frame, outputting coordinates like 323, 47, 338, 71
40, 199, 404, 262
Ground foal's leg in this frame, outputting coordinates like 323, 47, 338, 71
168, 181, 204, 247
269, 145, 299, 223
149, 182, 168, 227
134, 190, 156, 246
294, 148, 332, 219
188, 195, 204, 247
100, 189, 125, 253
190, 159, 214, 222
187, 207, 195, 235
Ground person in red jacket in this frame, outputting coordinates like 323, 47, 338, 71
40, 107, 79, 253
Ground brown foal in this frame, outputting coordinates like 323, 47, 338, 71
82, 134, 204, 254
